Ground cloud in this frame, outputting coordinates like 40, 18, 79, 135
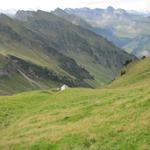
0, 0, 149, 11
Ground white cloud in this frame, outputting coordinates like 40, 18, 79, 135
0, 0, 149, 11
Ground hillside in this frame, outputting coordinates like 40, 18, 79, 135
0, 54, 92, 95
64, 7, 150, 57
110, 57, 150, 87
0, 10, 135, 94
0, 57, 149, 150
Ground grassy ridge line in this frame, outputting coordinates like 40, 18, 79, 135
110, 57, 150, 87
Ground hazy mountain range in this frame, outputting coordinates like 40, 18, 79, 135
54, 7, 150, 57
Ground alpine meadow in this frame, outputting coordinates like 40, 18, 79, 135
0, 0, 150, 150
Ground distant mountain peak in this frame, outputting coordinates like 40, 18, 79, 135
53, 8, 92, 29
55, 8, 64, 12
107, 6, 115, 12
53, 8, 68, 16
115, 8, 127, 14
15, 10, 34, 21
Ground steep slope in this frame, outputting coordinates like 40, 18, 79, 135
54, 8, 130, 49
0, 55, 57, 95
15, 10, 135, 86
52, 8, 92, 29
0, 13, 94, 92
54, 8, 131, 50
0, 58, 149, 150
65, 7, 150, 57
0, 10, 135, 91
0, 54, 91, 95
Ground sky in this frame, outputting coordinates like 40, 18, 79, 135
0, 0, 150, 13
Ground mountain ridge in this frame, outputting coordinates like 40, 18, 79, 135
63, 7, 150, 57
0, 10, 136, 94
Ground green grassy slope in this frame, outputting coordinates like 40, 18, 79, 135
0, 58, 149, 150
110, 57, 150, 87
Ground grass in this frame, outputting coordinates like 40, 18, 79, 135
110, 58, 150, 87
0, 58, 150, 150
